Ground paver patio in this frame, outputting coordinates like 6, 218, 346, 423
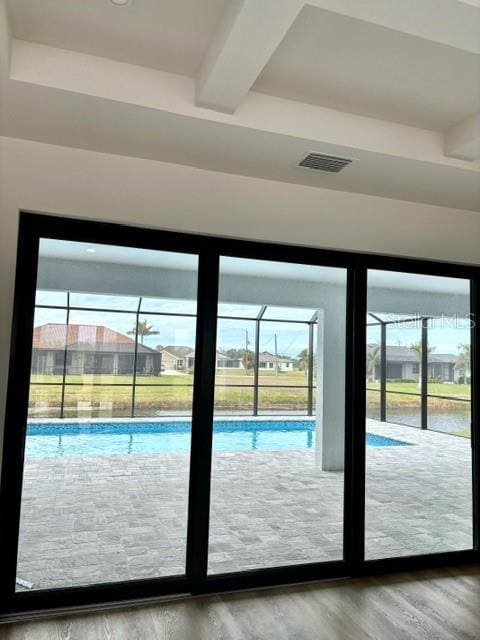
16, 419, 472, 591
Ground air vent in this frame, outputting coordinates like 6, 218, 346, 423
299, 153, 352, 173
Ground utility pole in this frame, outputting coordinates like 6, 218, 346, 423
245, 329, 249, 374
274, 333, 278, 376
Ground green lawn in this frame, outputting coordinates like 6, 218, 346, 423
367, 380, 470, 400
29, 374, 470, 418
29, 371, 312, 417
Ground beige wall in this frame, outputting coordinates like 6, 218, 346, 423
1, 134, 480, 455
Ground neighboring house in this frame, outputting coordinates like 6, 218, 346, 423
368, 344, 458, 382
32, 323, 161, 376
158, 345, 244, 370
216, 352, 244, 369
157, 346, 195, 370
258, 351, 295, 371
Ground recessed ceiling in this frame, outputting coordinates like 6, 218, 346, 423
254, 5, 480, 131
7, 0, 226, 77
2, 0, 479, 212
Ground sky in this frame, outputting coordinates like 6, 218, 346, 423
34, 291, 312, 357
367, 316, 471, 355
34, 290, 471, 358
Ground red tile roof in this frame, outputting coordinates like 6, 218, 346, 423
32, 323, 156, 353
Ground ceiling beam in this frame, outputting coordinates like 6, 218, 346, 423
195, 0, 303, 113
444, 112, 480, 161
10, 40, 477, 170
305, 0, 480, 54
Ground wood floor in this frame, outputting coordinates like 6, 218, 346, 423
1, 565, 479, 639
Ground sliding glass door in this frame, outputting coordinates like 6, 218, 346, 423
0, 212, 477, 616
208, 257, 347, 573
16, 238, 199, 590
365, 270, 473, 559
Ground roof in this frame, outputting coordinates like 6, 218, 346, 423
367, 344, 457, 364
215, 352, 242, 361
160, 346, 241, 361
158, 345, 193, 358
33, 324, 157, 354
258, 351, 294, 363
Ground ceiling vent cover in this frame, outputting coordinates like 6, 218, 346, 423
299, 152, 352, 173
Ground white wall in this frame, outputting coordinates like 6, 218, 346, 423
1, 135, 480, 457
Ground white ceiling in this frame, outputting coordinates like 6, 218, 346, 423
367, 270, 469, 295
38, 240, 469, 294
7, 0, 479, 133
1, 0, 479, 212
39, 239, 345, 282
39, 239, 199, 271
8, 0, 225, 77
254, 5, 480, 131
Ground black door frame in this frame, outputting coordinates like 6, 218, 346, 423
0, 211, 478, 618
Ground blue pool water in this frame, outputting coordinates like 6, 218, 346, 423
25, 420, 411, 459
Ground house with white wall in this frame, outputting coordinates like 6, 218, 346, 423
258, 351, 295, 371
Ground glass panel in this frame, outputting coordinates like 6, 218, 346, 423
366, 321, 381, 421
69, 292, 139, 311
214, 385, 254, 415
28, 385, 62, 419
135, 314, 196, 379
62, 385, 132, 418
366, 389, 381, 420
257, 387, 308, 414
140, 297, 197, 315
262, 305, 315, 321
217, 302, 262, 319
385, 392, 421, 428
215, 318, 256, 386
17, 239, 198, 590
133, 385, 193, 417
427, 398, 470, 437
31, 307, 67, 384
35, 289, 68, 306
365, 270, 473, 560
209, 256, 347, 574
384, 318, 422, 428
258, 321, 307, 386
66, 310, 137, 383
427, 316, 471, 436
385, 319, 421, 391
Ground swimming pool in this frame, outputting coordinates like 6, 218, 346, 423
25, 420, 411, 458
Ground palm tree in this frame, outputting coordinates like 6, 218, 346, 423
409, 340, 435, 387
455, 343, 471, 383
366, 343, 381, 382
128, 319, 159, 345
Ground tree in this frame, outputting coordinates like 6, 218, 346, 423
128, 319, 159, 345
455, 343, 471, 383
409, 340, 435, 387
366, 343, 381, 382
297, 348, 309, 375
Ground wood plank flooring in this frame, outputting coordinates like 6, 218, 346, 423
1, 565, 479, 639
